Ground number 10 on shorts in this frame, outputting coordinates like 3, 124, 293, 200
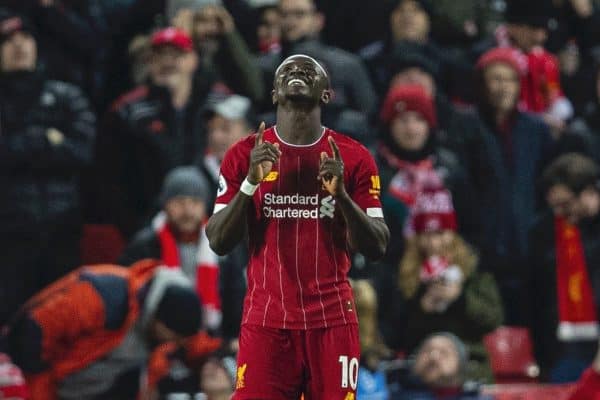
338, 355, 359, 390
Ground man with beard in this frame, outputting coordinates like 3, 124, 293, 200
120, 167, 222, 333
206, 54, 389, 399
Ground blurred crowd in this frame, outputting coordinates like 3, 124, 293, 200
2, 0, 600, 398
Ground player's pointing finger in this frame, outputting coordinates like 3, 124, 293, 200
328, 136, 341, 160
255, 121, 266, 147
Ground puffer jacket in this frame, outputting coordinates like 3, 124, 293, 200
0, 71, 96, 234
4, 260, 162, 400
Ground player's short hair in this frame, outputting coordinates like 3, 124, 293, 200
275, 54, 329, 82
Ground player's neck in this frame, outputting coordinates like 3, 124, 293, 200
275, 108, 323, 145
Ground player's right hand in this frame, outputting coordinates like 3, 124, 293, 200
247, 122, 281, 185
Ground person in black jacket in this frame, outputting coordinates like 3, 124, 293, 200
449, 47, 553, 325
529, 153, 600, 382
96, 27, 227, 237
0, 10, 96, 326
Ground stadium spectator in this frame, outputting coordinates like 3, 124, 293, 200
352, 279, 392, 400
197, 94, 253, 193
1, 1, 109, 103
386, 43, 487, 189
392, 188, 503, 382
455, 46, 552, 324
377, 84, 479, 262
120, 167, 222, 332
95, 27, 224, 237
196, 95, 251, 345
256, 0, 377, 142
476, 0, 574, 136
169, 0, 265, 104
254, 2, 281, 55
529, 153, 600, 382
389, 333, 493, 399
360, 0, 437, 97
4, 260, 205, 400
428, 0, 504, 51
0, 9, 96, 326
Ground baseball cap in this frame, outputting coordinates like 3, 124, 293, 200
207, 95, 252, 121
0, 9, 35, 43
151, 27, 194, 52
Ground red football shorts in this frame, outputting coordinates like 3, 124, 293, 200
232, 323, 360, 400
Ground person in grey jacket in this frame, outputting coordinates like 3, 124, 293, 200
0, 9, 96, 325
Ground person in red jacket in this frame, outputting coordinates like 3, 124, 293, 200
3, 260, 204, 400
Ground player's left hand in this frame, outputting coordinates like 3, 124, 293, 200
318, 136, 345, 197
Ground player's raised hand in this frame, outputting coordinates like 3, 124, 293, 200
318, 136, 345, 197
248, 122, 281, 184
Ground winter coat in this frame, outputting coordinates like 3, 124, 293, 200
528, 211, 600, 374
4, 260, 162, 400
95, 81, 218, 236
448, 110, 553, 278
0, 71, 96, 235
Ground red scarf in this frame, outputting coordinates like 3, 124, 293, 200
555, 217, 599, 341
154, 213, 221, 330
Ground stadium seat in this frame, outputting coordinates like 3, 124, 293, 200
483, 326, 540, 384
482, 383, 576, 400
80, 224, 126, 265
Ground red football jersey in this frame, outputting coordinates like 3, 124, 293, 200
214, 127, 383, 329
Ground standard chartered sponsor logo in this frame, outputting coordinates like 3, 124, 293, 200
262, 193, 335, 219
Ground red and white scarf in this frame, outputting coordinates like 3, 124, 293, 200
555, 217, 599, 341
153, 212, 222, 330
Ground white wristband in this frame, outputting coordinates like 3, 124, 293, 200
240, 178, 258, 196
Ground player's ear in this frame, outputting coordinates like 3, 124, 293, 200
314, 12, 325, 33
320, 89, 332, 105
271, 89, 278, 105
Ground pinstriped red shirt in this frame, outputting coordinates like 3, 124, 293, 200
214, 127, 383, 329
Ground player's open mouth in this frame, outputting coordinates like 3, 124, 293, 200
288, 78, 308, 87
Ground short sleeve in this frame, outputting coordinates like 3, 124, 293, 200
350, 149, 384, 218
213, 138, 251, 213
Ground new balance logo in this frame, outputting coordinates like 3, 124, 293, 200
319, 195, 336, 218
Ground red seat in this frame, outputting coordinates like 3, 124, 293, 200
482, 383, 576, 400
80, 224, 126, 265
484, 326, 540, 384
